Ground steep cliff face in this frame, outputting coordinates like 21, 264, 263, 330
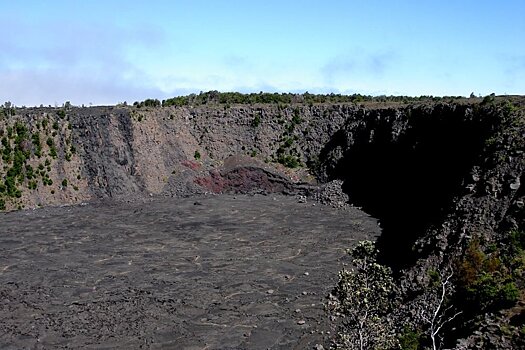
315, 99, 525, 348
0, 103, 350, 210
1, 101, 523, 248
1, 101, 522, 231
317, 102, 522, 268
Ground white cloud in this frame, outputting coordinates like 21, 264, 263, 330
321, 50, 397, 86
0, 18, 166, 105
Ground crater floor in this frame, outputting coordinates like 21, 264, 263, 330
0, 194, 379, 349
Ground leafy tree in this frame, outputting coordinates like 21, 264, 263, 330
327, 241, 397, 350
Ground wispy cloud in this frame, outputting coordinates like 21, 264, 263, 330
321, 50, 397, 85
1, 68, 163, 106
0, 18, 166, 105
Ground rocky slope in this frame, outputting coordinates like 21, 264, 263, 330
316, 98, 525, 348
1, 95, 524, 347
0, 103, 354, 210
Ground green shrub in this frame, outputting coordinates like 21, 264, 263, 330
465, 272, 503, 309
428, 269, 440, 287
194, 150, 201, 160
457, 238, 521, 312
292, 111, 302, 125
398, 327, 422, 350
509, 229, 525, 253
277, 154, 300, 168
251, 115, 261, 127
481, 93, 496, 105
62, 179, 68, 187
49, 147, 57, 158
25, 164, 34, 179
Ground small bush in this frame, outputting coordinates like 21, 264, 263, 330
251, 115, 261, 127
482, 93, 496, 105
194, 150, 201, 160
457, 238, 521, 313
292, 113, 302, 125
277, 154, 300, 168
398, 327, 422, 350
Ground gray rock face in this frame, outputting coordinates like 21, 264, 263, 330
0, 104, 352, 210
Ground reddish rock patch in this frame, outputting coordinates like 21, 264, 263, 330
194, 166, 295, 194
181, 159, 201, 170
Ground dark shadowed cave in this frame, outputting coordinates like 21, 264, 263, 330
320, 105, 498, 270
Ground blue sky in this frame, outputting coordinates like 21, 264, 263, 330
1, 0, 524, 106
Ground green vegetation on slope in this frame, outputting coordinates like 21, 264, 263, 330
0, 107, 82, 211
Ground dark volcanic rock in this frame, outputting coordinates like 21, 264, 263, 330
0, 194, 379, 349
